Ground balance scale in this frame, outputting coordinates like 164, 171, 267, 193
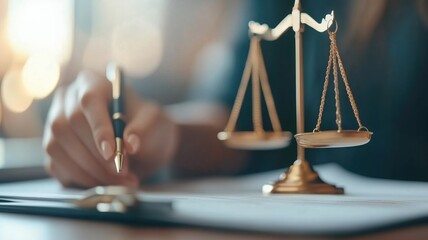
218, 0, 373, 194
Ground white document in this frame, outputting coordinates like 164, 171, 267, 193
141, 164, 428, 235
1, 164, 428, 235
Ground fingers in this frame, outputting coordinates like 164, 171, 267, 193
63, 83, 105, 163
45, 139, 139, 188
75, 71, 115, 161
45, 142, 99, 188
43, 72, 140, 188
51, 116, 111, 183
45, 119, 139, 188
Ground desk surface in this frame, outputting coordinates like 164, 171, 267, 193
1, 164, 428, 239
0, 213, 427, 240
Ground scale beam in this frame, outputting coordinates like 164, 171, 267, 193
248, 1, 334, 41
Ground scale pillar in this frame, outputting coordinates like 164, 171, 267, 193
263, 2, 344, 194
295, 27, 305, 162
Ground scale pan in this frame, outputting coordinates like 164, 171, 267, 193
218, 131, 292, 150
295, 130, 372, 148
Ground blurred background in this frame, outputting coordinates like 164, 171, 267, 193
0, 0, 75, 176
0, 0, 427, 182
0, 0, 72, 136
0, 0, 247, 178
0, 0, 246, 137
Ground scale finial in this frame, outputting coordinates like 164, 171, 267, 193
293, 0, 301, 10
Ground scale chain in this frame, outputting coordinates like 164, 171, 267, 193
315, 32, 334, 132
332, 32, 343, 131
334, 37, 364, 129
315, 29, 366, 132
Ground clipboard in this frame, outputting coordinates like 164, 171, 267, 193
0, 186, 173, 225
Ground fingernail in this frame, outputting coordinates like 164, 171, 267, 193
127, 134, 140, 154
101, 140, 113, 160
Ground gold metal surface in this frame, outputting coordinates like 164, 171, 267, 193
295, 130, 372, 148
72, 186, 137, 212
263, 159, 344, 194
297, 23, 372, 150
114, 154, 123, 173
217, 131, 292, 150
114, 138, 124, 173
112, 112, 124, 121
217, 37, 292, 150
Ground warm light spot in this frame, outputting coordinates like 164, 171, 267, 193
7, 0, 73, 64
111, 19, 163, 78
1, 68, 33, 113
22, 55, 60, 99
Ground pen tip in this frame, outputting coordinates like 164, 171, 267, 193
114, 153, 123, 173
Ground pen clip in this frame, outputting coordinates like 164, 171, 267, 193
106, 63, 122, 100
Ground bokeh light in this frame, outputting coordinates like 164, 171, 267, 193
1, 68, 33, 113
22, 55, 60, 99
7, 0, 73, 64
111, 19, 163, 78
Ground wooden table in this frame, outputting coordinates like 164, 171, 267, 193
0, 212, 427, 240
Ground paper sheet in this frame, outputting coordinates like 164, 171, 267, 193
1, 164, 428, 235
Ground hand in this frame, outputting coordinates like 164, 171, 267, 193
43, 70, 178, 188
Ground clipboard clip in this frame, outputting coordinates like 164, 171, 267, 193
71, 186, 138, 213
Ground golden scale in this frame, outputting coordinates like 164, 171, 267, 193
218, 0, 372, 194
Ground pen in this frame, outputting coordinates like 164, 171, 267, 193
106, 63, 125, 173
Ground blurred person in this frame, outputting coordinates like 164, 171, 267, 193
43, 0, 250, 188
44, 0, 428, 188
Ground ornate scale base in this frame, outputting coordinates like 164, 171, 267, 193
262, 159, 344, 194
